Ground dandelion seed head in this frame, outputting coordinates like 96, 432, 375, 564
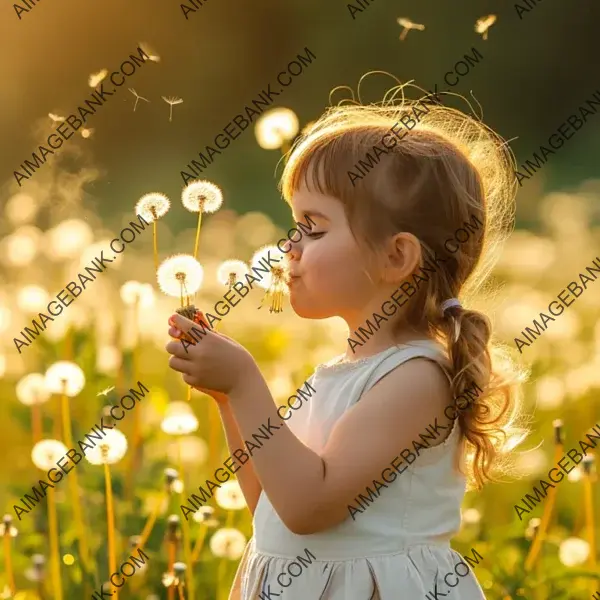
559, 537, 590, 567
192, 506, 215, 524
251, 245, 289, 291
45, 361, 85, 396
16, 373, 50, 406
217, 260, 250, 286
156, 255, 204, 297
135, 193, 170, 223
32, 440, 69, 470
84, 429, 128, 465
215, 481, 247, 510
209, 528, 246, 559
181, 180, 223, 213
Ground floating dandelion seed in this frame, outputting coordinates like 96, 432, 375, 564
139, 41, 161, 62
475, 14, 497, 40
135, 192, 171, 270
157, 254, 204, 305
97, 386, 115, 397
252, 245, 289, 313
217, 260, 250, 290
48, 113, 65, 123
81, 128, 94, 139
88, 69, 108, 88
129, 88, 150, 112
181, 180, 224, 259
162, 96, 184, 122
397, 17, 426, 41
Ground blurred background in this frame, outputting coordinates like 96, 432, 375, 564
1, 0, 600, 598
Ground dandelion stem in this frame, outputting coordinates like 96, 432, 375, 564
47, 485, 63, 600
193, 210, 203, 261
167, 540, 176, 600
4, 532, 15, 594
31, 403, 42, 445
190, 524, 208, 564
153, 219, 158, 272
525, 443, 563, 571
104, 462, 118, 600
583, 471, 596, 595
178, 440, 195, 600
61, 387, 94, 585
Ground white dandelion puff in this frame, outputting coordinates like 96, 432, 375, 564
157, 254, 204, 298
215, 481, 247, 510
88, 69, 108, 88
397, 17, 426, 41
181, 180, 223, 213
160, 401, 199, 435
16, 373, 51, 406
162, 96, 184, 122
209, 528, 247, 560
84, 429, 128, 465
475, 14, 497, 40
129, 88, 150, 112
217, 260, 250, 288
251, 245, 289, 291
32, 440, 69, 470
44, 361, 85, 396
135, 193, 170, 223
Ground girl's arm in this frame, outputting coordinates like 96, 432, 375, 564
216, 399, 263, 515
227, 357, 453, 535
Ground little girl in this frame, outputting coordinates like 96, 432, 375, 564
166, 87, 526, 599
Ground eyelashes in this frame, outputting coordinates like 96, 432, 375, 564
305, 232, 326, 239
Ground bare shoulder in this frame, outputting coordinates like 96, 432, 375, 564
356, 356, 454, 446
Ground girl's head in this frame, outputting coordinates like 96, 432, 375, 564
279, 83, 528, 489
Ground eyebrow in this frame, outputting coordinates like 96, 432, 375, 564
295, 210, 330, 223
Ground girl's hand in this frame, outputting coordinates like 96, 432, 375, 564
165, 312, 257, 397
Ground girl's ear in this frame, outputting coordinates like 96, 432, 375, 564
383, 232, 422, 283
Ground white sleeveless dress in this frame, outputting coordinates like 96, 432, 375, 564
228, 339, 487, 599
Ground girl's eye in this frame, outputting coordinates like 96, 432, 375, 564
306, 232, 326, 239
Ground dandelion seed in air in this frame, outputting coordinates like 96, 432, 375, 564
88, 69, 108, 88
162, 96, 183, 122
139, 41, 161, 63
475, 14, 497, 40
129, 88, 150, 112
48, 113, 65, 123
81, 128, 94, 139
397, 17, 425, 41
97, 386, 115, 397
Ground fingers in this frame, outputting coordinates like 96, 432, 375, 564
165, 339, 194, 358
168, 356, 193, 374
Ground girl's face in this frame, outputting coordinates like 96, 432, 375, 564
287, 184, 380, 324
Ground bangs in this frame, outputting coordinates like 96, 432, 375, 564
280, 120, 392, 205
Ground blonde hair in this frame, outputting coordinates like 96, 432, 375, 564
279, 79, 529, 490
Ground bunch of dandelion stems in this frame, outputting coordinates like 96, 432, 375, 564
524, 441, 564, 571
59, 380, 96, 591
